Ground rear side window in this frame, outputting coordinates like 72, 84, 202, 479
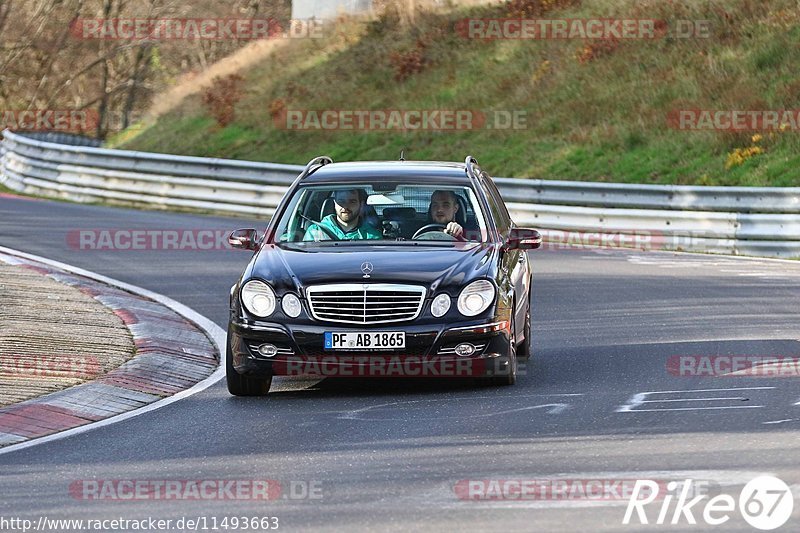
479, 177, 510, 234
482, 175, 512, 228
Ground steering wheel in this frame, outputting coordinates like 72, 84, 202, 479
412, 224, 448, 240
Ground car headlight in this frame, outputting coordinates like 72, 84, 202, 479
241, 280, 276, 317
282, 293, 302, 318
457, 280, 495, 317
431, 293, 451, 317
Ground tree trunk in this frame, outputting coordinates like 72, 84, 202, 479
96, 0, 114, 138
122, 44, 152, 129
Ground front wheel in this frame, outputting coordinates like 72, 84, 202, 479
516, 300, 532, 361
226, 331, 271, 396
485, 316, 517, 386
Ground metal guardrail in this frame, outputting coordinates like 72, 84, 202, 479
2, 129, 799, 258
495, 177, 800, 214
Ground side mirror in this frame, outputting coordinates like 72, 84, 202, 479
228, 228, 260, 250
505, 228, 542, 250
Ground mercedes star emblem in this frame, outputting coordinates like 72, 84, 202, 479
361, 262, 374, 278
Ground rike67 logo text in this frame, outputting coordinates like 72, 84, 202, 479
624, 476, 794, 530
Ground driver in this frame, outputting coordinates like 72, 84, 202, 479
303, 189, 381, 241
428, 190, 464, 239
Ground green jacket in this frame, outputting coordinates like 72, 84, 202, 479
303, 214, 381, 241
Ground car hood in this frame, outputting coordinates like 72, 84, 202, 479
251, 243, 498, 295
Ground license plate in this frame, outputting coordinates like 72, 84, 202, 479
324, 332, 405, 350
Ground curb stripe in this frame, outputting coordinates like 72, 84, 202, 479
0, 246, 226, 456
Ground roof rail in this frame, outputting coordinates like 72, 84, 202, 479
464, 155, 481, 182
298, 155, 333, 180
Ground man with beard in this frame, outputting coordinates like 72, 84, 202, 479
428, 189, 467, 239
303, 189, 381, 241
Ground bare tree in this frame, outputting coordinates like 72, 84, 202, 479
121, 43, 152, 128
0, 0, 11, 35
26, 0, 86, 110
1, 0, 291, 138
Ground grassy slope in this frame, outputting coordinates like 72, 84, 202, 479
116, 0, 800, 186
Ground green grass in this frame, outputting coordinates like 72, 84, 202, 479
115, 0, 800, 186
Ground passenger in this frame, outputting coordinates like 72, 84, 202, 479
303, 189, 381, 241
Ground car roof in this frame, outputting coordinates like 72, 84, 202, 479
301, 161, 472, 185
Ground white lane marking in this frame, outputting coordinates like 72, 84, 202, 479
349, 402, 570, 420
338, 394, 582, 421
733, 273, 792, 279
638, 397, 751, 403
625, 386, 775, 395
0, 246, 225, 457
622, 406, 764, 412
763, 419, 800, 425
617, 387, 774, 413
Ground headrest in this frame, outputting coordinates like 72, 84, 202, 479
320, 197, 336, 219
455, 195, 467, 226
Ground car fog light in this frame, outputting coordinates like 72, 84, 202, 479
431, 294, 451, 317
282, 293, 302, 318
455, 343, 476, 357
257, 344, 278, 358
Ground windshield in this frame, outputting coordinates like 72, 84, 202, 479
273, 183, 489, 245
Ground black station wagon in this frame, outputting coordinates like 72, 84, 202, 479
226, 156, 542, 395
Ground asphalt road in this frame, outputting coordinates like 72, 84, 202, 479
1, 194, 798, 532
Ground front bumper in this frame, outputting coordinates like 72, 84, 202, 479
228, 319, 513, 379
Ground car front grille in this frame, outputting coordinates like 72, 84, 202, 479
306, 283, 426, 325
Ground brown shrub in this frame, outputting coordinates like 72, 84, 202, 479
201, 74, 245, 128
390, 39, 429, 81
268, 97, 287, 127
575, 39, 620, 63
506, 0, 580, 18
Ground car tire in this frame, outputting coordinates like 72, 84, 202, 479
516, 300, 532, 361
226, 331, 272, 396
485, 314, 517, 387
